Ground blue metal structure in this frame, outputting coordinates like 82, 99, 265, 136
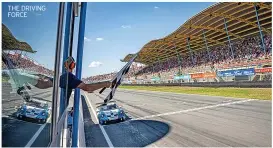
254, 3, 266, 54
72, 2, 87, 147
202, 30, 211, 62
223, 18, 234, 59
59, 2, 73, 119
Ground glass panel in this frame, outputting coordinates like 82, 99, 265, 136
2, 2, 59, 147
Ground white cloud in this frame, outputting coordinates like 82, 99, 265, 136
96, 37, 104, 41
121, 25, 131, 29
112, 68, 119, 73
154, 6, 159, 9
89, 61, 103, 68
84, 37, 91, 42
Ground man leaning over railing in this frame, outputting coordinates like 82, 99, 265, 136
10, 56, 111, 102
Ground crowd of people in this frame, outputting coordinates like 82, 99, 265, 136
81, 35, 271, 83
3, 35, 271, 84
133, 35, 272, 79
82, 63, 145, 83
83, 72, 116, 83
2, 52, 54, 77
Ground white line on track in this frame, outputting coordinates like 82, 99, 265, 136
132, 99, 254, 120
25, 117, 50, 147
84, 92, 114, 148
2, 115, 9, 118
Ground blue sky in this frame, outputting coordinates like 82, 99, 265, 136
2, 2, 214, 77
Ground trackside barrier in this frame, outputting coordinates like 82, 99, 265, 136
255, 67, 272, 73
151, 67, 268, 81
217, 68, 255, 77
122, 81, 271, 88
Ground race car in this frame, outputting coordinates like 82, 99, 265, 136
16, 101, 50, 123
96, 102, 126, 125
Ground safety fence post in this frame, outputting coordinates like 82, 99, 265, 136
173, 41, 182, 74
167, 57, 171, 71
224, 17, 234, 59
254, 3, 266, 54
186, 37, 194, 65
202, 30, 211, 62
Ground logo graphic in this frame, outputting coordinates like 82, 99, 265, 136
7, 5, 46, 18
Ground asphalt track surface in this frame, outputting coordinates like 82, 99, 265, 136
83, 88, 272, 147
2, 82, 52, 147
2, 81, 272, 147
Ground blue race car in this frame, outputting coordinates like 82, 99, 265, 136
96, 102, 126, 125
16, 102, 50, 123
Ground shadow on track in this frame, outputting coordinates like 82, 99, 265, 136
81, 95, 171, 147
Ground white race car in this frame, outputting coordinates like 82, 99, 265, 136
16, 102, 50, 123
96, 102, 126, 125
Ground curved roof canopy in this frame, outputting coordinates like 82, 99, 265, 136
122, 2, 272, 65
2, 23, 36, 53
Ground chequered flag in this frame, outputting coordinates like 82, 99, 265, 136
101, 54, 138, 104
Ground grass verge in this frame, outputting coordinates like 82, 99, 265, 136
119, 85, 272, 100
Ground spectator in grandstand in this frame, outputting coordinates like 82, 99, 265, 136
127, 35, 272, 82
83, 72, 117, 83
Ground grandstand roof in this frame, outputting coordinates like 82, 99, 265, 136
122, 2, 272, 65
2, 23, 36, 53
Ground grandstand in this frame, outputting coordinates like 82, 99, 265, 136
83, 72, 117, 83
2, 2, 272, 147
2, 23, 54, 77
120, 2, 272, 84
82, 2, 272, 84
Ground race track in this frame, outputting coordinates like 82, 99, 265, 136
2, 83, 272, 147
83, 88, 272, 147
2, 83, 52, 147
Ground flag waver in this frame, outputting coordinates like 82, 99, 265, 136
100, 54, 138, 104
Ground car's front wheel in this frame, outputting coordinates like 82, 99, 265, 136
24, 95, 31, 102
120, 117, 125, 122
18, 115, 23, 119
